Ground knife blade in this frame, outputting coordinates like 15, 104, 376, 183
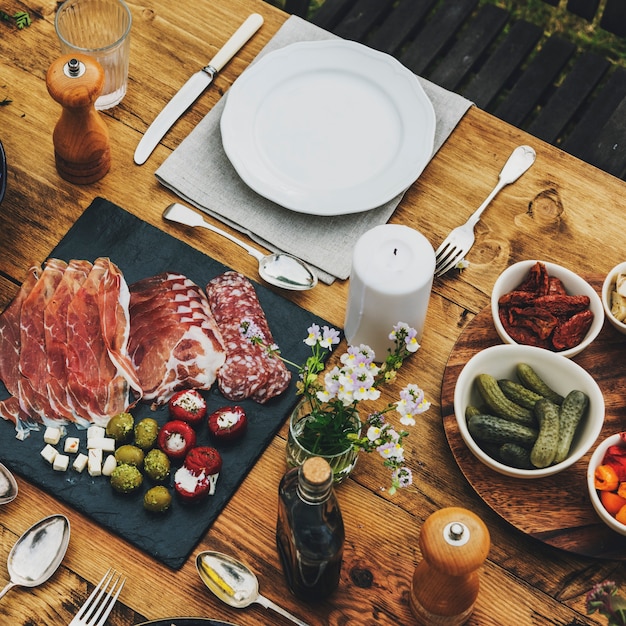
134, 13, 264, 165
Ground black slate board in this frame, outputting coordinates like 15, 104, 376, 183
0, 197, 332, 569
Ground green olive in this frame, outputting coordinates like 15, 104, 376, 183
134, 418, 159, 450
143, 449, 170, 482
114, 444, 145, 469
110, 464, 143, 494
143, 486, 172, 513
106, 412, 134, 443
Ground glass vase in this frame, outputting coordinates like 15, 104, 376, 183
285, 399, 361, 484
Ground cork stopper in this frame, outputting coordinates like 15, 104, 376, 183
302, 457, 332, 485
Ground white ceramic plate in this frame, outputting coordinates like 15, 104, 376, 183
220, 40, 436, 216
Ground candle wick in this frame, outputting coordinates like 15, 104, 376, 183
393, 248, 398, 256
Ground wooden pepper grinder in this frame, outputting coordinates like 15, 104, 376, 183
46, 54, 111, 184
409, 507, 490, 625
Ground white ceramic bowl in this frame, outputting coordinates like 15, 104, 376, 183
587, 433, 626, 536
491, 260, 604, 358
601, 262, 626, 335
454, 344, 605, 478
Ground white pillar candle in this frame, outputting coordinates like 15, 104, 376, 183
344, 224, 435, 359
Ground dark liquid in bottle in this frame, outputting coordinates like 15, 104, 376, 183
276, 465, 344, 601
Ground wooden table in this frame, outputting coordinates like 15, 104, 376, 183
2, 0, 626, 624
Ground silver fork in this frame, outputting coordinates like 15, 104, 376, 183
69, 569, 125, 626
434, 145, 536, 277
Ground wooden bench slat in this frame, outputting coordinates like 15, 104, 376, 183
566, 0, 600, 21
600, 0, 626, 37
527, 51, 610, 143
365, 0, 438, 57
586, 97, 626, 177
283, 0, 310, 18
428, 4, 510, 91
562, 68, 626, 174
494, 35, 576, 127
461, 20, 542, 109
399, 0, 478, 76
331, 0, 395, 42
311, 0, 356, 29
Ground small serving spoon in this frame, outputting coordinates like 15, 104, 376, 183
0, 514, 70, 601
0, 463, 18, 505
196, 550, 310, 626
163, 203, 318, 291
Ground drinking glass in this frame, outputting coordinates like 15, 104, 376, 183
55, 0, 132, 110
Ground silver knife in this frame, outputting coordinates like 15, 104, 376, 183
134, 13, 264, 165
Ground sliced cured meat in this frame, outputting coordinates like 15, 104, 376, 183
128, 272, 226, 408
0, 265, 40, 397
65, 258, 139, 426
206, 271, 291, 404
44, 259, 92, 425
18, 259, 67, 422
98, 258, 143, 402
0, 265, 41, 438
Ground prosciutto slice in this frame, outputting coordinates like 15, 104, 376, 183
128, 272, 226, 408
44, 259, 93, 425
65, 258, 142, 426
206, 272, 291, 404
18, 258, 68, 422
0, 266, 41, 437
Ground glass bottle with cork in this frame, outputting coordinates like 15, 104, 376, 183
276, 456, 344, 601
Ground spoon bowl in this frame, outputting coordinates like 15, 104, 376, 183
0, 463, 18, 505
196, 550, 309, 626
0, 514, 70, 601
163, 203, 318, 291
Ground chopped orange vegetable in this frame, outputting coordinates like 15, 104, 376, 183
600, 490, 626, 516
616, 504, 626, 526
618, 482, 626, 500
595, 464, 620, 491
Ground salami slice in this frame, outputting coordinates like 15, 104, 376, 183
206, 272, 291, 404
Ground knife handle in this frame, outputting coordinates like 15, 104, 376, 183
208, 13, 264, 73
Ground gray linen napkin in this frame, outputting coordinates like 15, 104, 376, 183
156, 16, 473, 284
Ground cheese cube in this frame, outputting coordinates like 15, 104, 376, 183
43, 426, 62, 445
64, 437, 80, 454
87, 437, 116, 452
73, 453, 88, 473
41, 444, 58, 464
53, 454, 69, 471
102, 455, 117, 476
88, 448, 103, 476
87, 425, 106, 440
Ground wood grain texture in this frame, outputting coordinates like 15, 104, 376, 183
2, 0, 626, 624
441, 279, 626, 559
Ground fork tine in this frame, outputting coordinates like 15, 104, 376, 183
435, 250, 466, 277
72, 569, 125, 626
92, 573, 125, 626
74, 569, 112, 622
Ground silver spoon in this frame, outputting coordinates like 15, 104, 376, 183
163, 203, 318, 291
0, 463, 18, 505
196, 550, 310, 626
0, 514, 70, 600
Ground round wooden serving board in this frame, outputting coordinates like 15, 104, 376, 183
441, 278, 626, 560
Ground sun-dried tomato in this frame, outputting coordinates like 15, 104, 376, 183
533, 294, 590, 319
516, 261, 550, 295
548, 276, 567, 295
498, 291, 539, 307
507, 306, 558, 339
551, 309, 594, 350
